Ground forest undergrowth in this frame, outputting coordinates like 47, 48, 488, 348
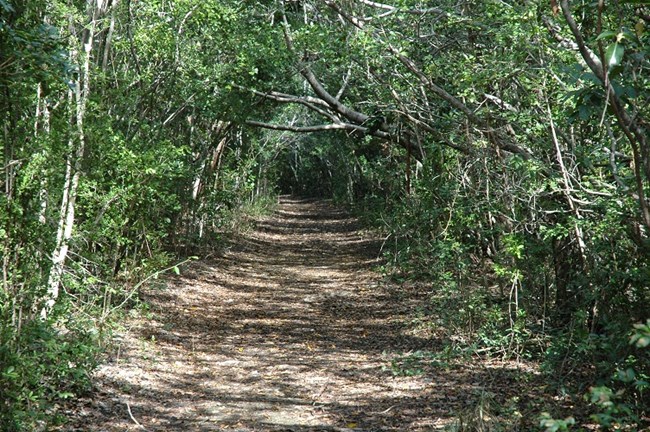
351, 193, 650, 431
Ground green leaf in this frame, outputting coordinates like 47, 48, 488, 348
595, 30, 618, 41
605, 43, 624, 68
578, 105, 591, 120
632, 335, 650, 348
173, 266, 180, 275
617, 368, 636, 383
58, 391, 75, 399
539, 413, 575, 431
630, 320, 650, 347
620, 29, 637, 42
589, 386, 614, 406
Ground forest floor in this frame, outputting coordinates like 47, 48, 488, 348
62, 196, 546, 431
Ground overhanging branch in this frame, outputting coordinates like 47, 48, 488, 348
326, 0, 534, 160
234, 84, 341, 123
246, 120, 364, 133
278, 6, 423, 159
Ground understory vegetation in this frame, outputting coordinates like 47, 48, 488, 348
1, 0, 649, 429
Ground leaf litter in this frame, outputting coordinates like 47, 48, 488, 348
61, 197, 545, 431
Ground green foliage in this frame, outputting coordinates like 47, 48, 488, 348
540, 321, 650, 430
1, 0, 283, 428
588, 385, 636, 429
260, 1, 649, 427
0, 318, 99, 431
450, 391, 524, 432
630, 320, 650, 349
539, 413, 575, 432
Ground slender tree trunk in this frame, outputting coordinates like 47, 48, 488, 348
43, 117, 77, 318
42, 3, 97, 318
35, 82, 52, 224
102, 0, 118, 71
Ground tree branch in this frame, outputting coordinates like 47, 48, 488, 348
559, 0, 650, 229
325, 0, 534, 160
280, 7, 373, 124
278, 6, 423, 158
357, 0, 448, 17
558, 0, 604, 79
245, 120, 363, 133
234, 84, 341, 123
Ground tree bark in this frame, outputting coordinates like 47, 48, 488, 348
42, 2, 97, 318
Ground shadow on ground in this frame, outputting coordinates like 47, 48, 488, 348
63, 196, 538, 432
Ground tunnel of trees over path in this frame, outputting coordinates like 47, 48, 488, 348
1, 0, 649, 430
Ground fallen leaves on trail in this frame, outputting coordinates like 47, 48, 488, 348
62, 197, 546, 432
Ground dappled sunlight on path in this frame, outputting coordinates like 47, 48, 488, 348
63, 197, 533, 431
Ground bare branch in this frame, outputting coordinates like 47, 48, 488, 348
233, 84, 329, 109
281, 9, 369, 127
325, 2, 480, 122
484, 94, 518, 113
541, 15, 579, 51
335, 63, 353, 100
234, 84, 340, 123
278, 5, 423, 158
246, 120, 363, 133
559, 0, 650, 229
175, 5, 199, 64
358, 0, 393, 11
358, 0, 448, 17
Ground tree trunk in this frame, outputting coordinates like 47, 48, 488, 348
42, 2, 96, 318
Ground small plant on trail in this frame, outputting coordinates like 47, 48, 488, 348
449, 391, 522, 432
539, 413, 576, 432
387, 349, 455, 376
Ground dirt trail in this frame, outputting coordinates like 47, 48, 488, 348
64, 197, 515, 431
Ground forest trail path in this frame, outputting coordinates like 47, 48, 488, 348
64, 197, 489, 431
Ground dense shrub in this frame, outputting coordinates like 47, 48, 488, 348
0, 317, 99, 430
